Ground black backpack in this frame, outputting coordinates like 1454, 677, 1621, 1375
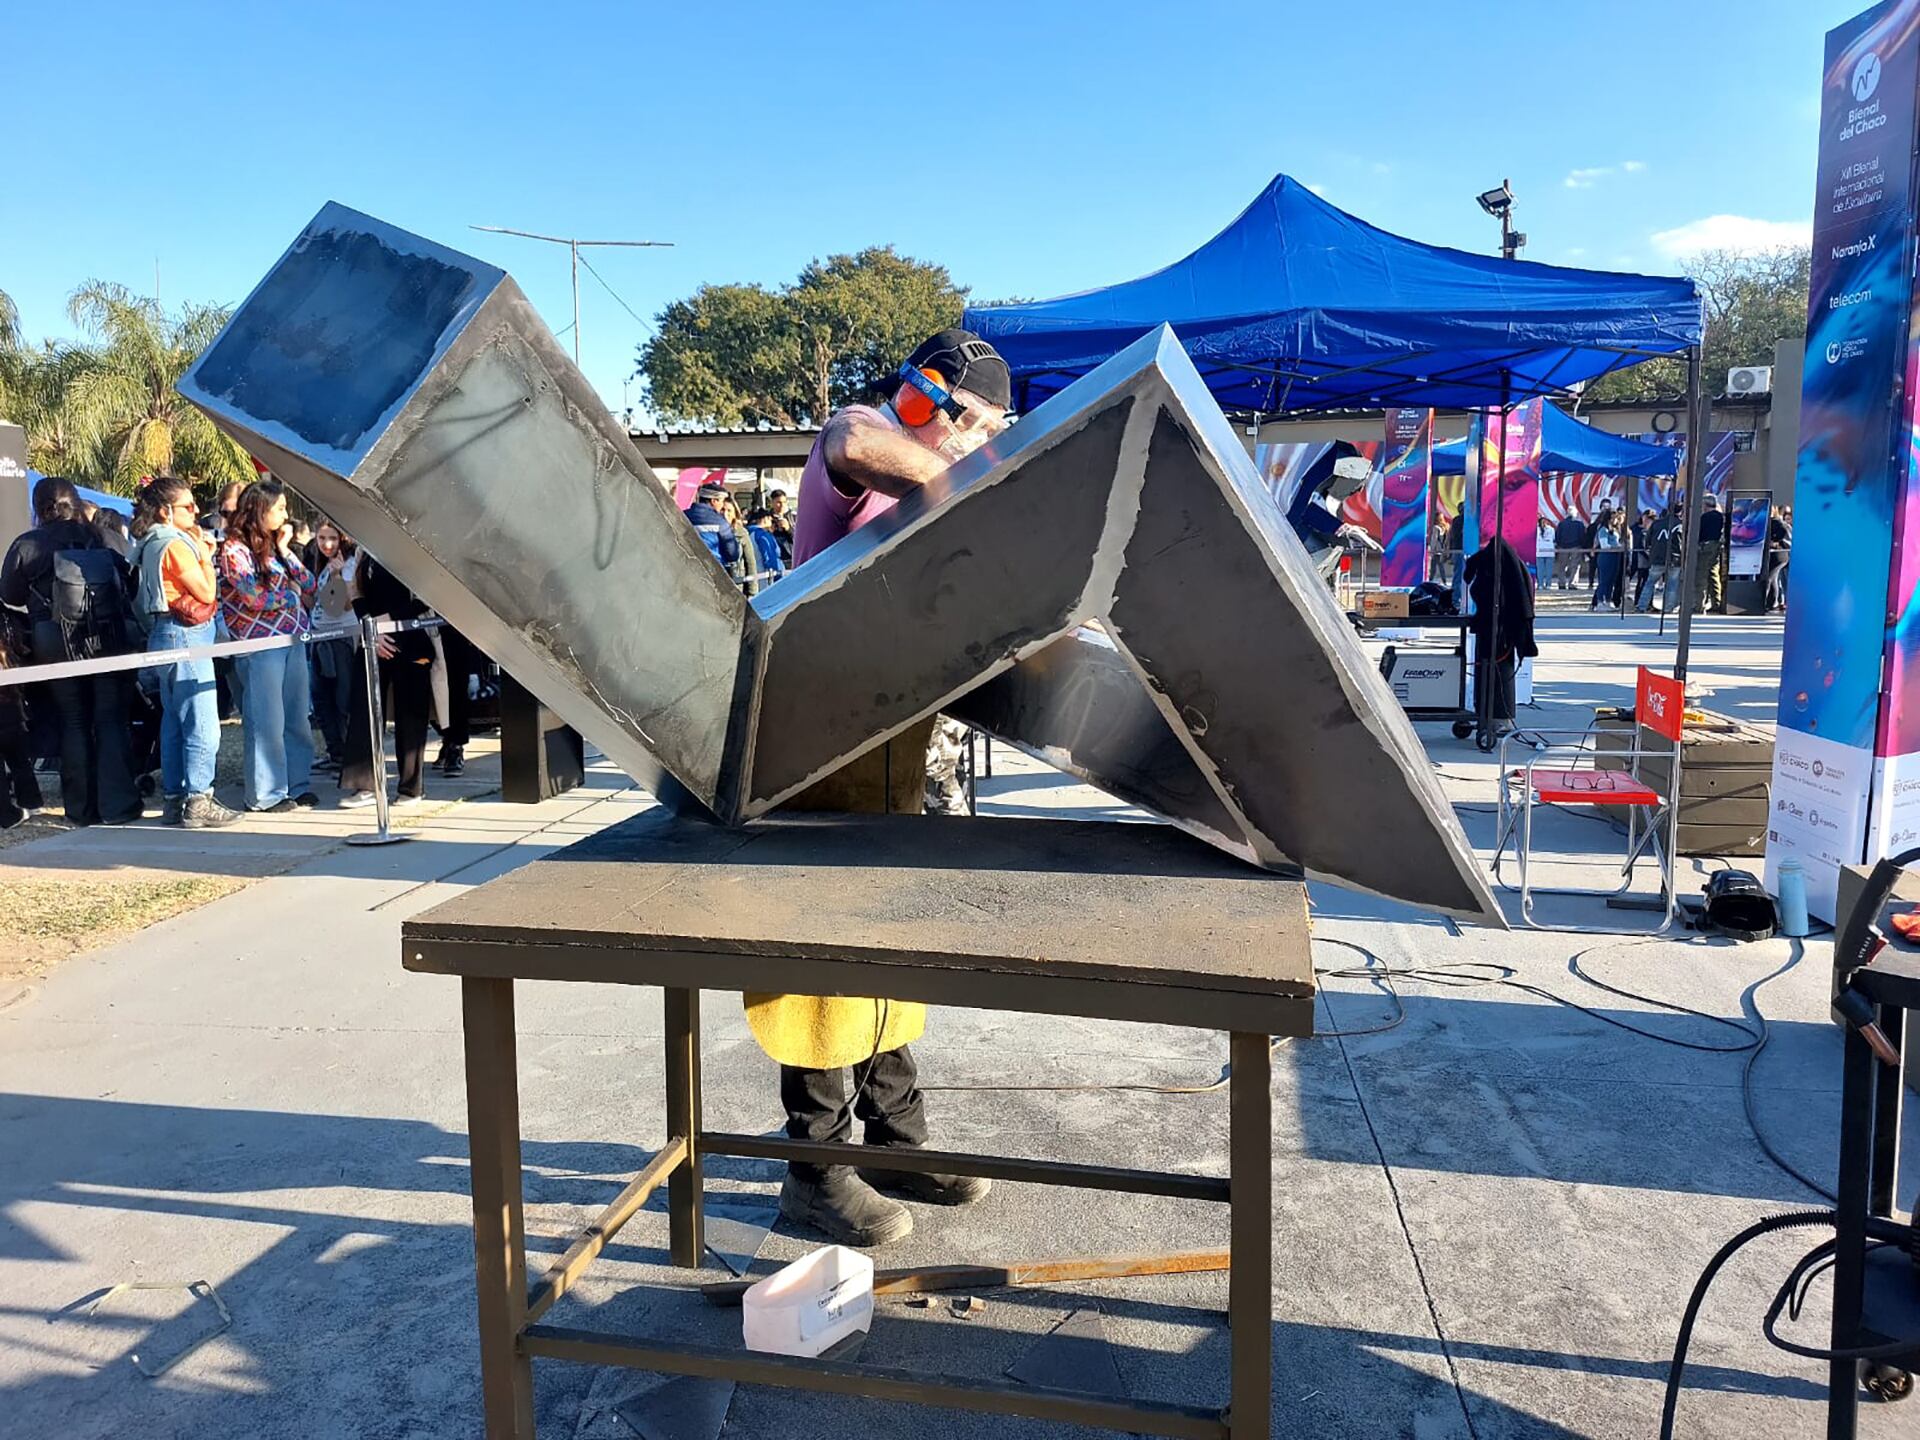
48, 547, 137, 661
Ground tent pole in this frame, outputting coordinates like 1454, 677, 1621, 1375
1479, 370, 1512, 742
1671, 346, 1709, 684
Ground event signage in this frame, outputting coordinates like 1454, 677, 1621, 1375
0, 422, 28, 551
1766, 0, 1920, 916
1379, 408, 1434, 588
1727, 493, 1770, 578
1467, 398, 1544, 571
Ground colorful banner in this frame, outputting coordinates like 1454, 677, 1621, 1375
1379, 408, 1434, 587
1470, 398, 1544, 566
1254, 441, 1383, 536
1728, 494, 1770, 578
1767, 0, 1920, 916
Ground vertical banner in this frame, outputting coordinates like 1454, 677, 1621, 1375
1766, 0, 1920, 917
1473, 398, 1544, 572
1727, 493, 1770, 578
1379, 408, 1434, 588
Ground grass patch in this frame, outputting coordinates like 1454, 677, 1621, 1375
3, 875, 246, 940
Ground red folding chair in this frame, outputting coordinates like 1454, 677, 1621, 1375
1492, 666, 1684, 932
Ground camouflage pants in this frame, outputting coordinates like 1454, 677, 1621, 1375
924, 716, 973, 815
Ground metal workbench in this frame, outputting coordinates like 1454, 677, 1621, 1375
402, 809, 1315, 1439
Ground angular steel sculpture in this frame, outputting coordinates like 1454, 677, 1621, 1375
180, 203, 1501, 924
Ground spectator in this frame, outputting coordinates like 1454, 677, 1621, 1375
1590, 508, 1626, 610
726, 494, 762, 596
0, 475, 142, 826
339, 554, 434, 808
91, 505, 132, 558
685, 483, 742, 579
746, 508, 787, 584
1581, 503, 1613, 590
131, 476, 239, 829
766, 488, 795, 566
1551, 511, 1585, 590
1765, 503, 1792, 612
1697, 495, 1727, 612
433, 626, 483, 778
213, 481, 247, 541
304, 520, 359, 774
218, 482, 318, 813
0, 628, 45, 830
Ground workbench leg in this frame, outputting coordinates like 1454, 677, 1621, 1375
665, 987, 705, 1269
463, 977, 535, 1440
1228, 1031, 1273, 1440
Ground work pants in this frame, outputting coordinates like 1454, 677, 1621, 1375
1552, 549, 1579, 589
32, 620, 139, 826
781, 1046, 929, 1184
1698, 542, 1726, 611
438, 627, 481, 749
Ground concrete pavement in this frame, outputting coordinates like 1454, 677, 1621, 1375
2, 611, 1916, 1439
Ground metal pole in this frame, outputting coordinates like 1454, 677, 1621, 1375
1477, 372, 1512, 745
1672, 347, 1710, 683
346, 615, 412, 847
570, 241, 581, 366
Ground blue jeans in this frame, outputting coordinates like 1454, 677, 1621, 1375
237, 641, 314, 808
149, 617, 220, 798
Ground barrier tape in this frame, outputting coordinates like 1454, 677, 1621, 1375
0, 617, 442, 689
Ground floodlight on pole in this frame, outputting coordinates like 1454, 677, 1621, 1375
470, 225, 673, 366
1474, 180, 1522, 260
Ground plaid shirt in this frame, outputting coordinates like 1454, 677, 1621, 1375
217, 540, 317, 640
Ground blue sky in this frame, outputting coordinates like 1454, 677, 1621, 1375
7, 1, 1858, 420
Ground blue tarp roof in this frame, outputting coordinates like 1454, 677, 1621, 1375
964, 175, 1701, 414
1431, 402, 1680, 477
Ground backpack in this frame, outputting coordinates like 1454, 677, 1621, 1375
48, 547, 137, 661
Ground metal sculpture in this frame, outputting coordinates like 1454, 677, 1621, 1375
179, 203, 1501, 924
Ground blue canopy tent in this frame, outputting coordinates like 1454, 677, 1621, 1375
963, 174, 1700, 417
1431, 402, 1680, 478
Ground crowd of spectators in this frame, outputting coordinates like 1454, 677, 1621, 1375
0, 473, 479, 832
684, 482, 793, 596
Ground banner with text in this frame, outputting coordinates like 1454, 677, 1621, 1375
1379, 408, 1434, 588
1767, 0, 1920, 916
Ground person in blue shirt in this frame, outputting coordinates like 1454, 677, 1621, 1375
745, 507, 787, 585
683, 483, 741, 578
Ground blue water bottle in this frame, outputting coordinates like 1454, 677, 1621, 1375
1776, 860, 1809, 938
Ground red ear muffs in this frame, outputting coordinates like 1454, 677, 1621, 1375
895, 366, 947, 428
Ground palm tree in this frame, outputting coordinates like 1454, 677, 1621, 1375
4, 341, 104, 476
57, 282, 254, 494
0, 287, 18, 351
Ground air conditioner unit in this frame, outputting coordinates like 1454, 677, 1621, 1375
1726, 365, 1773, 396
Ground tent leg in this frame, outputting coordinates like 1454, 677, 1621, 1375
1672, 347, 1709, 684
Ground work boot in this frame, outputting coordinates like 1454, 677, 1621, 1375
182, 792, 241, 829
858, 1143, 992, 1206
779, 1166, 913, 1248
440, 745, 465, 776
161, 794, 184, 826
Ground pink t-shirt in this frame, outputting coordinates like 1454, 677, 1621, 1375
791, 405, 900, 566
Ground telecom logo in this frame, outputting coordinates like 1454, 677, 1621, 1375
1854, 50, 1882, 103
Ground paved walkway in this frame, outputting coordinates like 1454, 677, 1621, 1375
2, 612, 1915, 1439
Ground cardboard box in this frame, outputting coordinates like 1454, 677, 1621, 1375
1358, 591, 1410, 619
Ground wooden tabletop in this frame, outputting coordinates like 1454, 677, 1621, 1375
404, 811, 1315, 1034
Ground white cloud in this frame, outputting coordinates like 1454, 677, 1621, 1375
1621, 160, 1647, 173
1370, 161, 1392, 176
1306, 181, 1329, 197
1564, 166, 1612, 189
1650, 214, 1812, 256
1564, 246, 1589, 259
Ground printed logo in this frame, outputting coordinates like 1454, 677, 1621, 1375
1854, 50, 1882, 103
1813, 760, 1825, 777
1827, 337, 1871, 364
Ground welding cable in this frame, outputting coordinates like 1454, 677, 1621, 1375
1660, 1210, 1920, 1439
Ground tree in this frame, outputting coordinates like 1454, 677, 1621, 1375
637, 247, 966, 426
57, 282, 255, 493
1583, 246, 1811, 403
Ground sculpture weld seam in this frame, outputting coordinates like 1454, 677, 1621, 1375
177, 201, 1502, 926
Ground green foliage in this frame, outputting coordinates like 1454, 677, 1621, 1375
638, 247, 966, 426
0, 281, 255, 495
1584, 246, 1810, 403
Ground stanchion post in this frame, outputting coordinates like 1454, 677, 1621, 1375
346, 614, 413, 847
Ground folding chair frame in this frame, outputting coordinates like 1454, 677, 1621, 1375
1489, 669, 1686, 934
